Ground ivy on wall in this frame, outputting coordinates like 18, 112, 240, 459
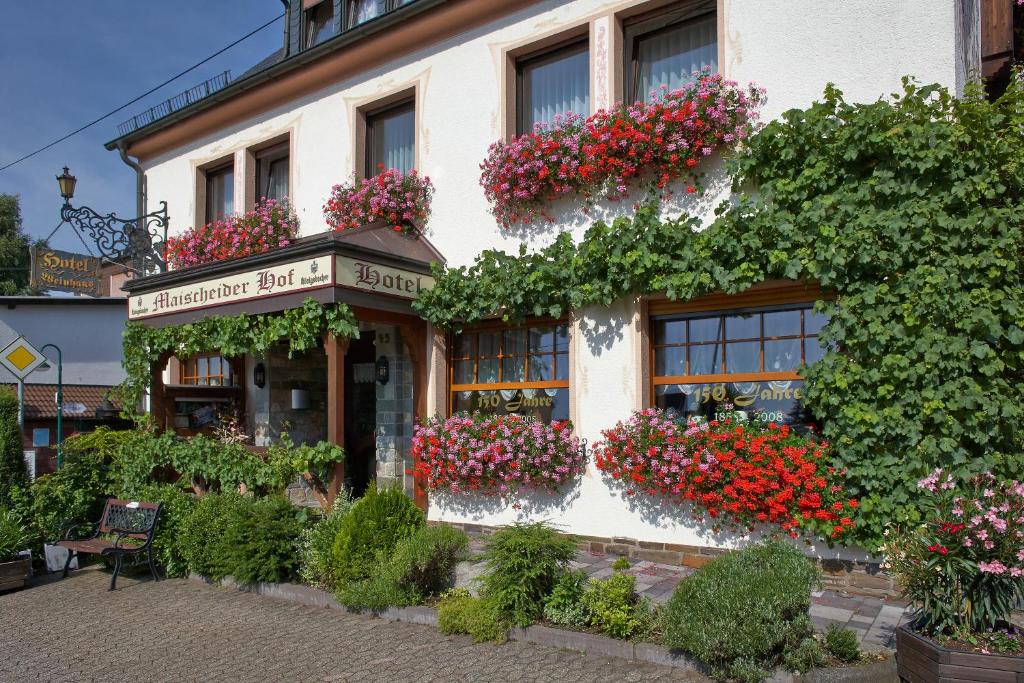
121, 298, 359, 416
414, 78, 1024, 547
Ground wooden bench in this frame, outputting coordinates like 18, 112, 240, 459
54, 498, 162, 591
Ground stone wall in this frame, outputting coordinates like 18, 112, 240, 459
373, 325, 414, 494
434, 521, 898, 599
267, 344, 328, 446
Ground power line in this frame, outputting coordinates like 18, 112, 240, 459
0, 11, 284, 173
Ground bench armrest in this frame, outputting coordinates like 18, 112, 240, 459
58, 521, 99, 542
110, 528, 151, 550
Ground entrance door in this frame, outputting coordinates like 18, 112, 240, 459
344, 332, 377, 497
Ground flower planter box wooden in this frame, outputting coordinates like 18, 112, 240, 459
0, 557, 30, 591
896, 624, 1024, 682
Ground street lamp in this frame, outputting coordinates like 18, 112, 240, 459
39, 344, 63, 470
55, 165, 170, 274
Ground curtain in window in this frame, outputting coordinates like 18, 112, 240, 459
206, 169, 233, 223
522, 45, 589, 132
264, 158, 289, 201
371, 107, 414, 173
636, 14, 717, 102
352, 0, 383, 26
306, 2, 335, 47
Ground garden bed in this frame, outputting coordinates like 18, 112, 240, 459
188, 572, 897, 682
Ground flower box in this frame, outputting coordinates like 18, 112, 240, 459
0, 556, 30, 591
895, 625, 1024, 682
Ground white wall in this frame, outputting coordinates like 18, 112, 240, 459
0, 301, 127, 386
138, 0, 970, 549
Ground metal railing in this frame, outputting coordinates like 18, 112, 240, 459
117, 71, 232, 137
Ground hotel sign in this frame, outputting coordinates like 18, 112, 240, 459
336, 255, 434, 299
128, 253, 433, 320
31, 248, 101, 295
129, 255, 333, 320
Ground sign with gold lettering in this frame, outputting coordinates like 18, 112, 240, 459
335, 255, 434, 300
128, 255, 333, 320
31, 248, 101, 295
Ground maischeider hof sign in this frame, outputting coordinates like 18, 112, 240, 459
31, 247, 101, 295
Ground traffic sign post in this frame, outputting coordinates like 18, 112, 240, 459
0, 337, 46, 431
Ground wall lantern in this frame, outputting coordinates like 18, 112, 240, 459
291, 389, 310, 411
253, 362, 266, 389
56, 166, 77, 204
376, 355, 390, 385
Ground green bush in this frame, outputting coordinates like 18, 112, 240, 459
298, 490, 354, 588
581, 572, 653, 639
0, 389, 27, 508
331, 485, 424, 586
336, 523, 468, 610
219, 495, 306, 584
177, 491, 248, 578
0, 508, 31, 562
480, 522, 577, 627
121, 482, 196, 577
663, 541, 820, 682
27, 451, 114, 541
437, 589, 506, 643
824, 624, 861, 663
784, 637, 828, 675
611, 556, 631, 571
542, 569, 590, 628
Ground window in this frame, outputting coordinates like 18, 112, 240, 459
365, 100, 414, 175
205, 163, 234, 223
516, 39, 590, 134
625, 1, 717, 103
651, 304, 828, 427
450, 322, 570, 422
305, 1, 335, 48
31, 428, 49, 448
180, 354, 236, 387
347, 0, 415, 28
255, 143, 289, 202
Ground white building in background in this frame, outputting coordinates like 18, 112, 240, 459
104, 0, 1004, 573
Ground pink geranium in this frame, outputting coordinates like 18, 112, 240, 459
324, 166, 434, 236
165, 197, 298, 269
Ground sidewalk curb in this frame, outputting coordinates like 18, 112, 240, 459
189, 574, 897, 681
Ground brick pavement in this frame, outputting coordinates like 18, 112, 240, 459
0, 568, 699, 683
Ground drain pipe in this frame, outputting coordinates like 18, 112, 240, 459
116, 140, 146, 220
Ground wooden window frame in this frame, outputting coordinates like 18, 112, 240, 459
178, 353, 240, 388
447, 319, 570, 416
364, 97, 415, 177
203, 161, 234, 224
623, 0, 717, 104
514, 37, 590, 136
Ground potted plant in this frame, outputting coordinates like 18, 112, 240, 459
0, 508, 32, 591
884, 469, 1024, 681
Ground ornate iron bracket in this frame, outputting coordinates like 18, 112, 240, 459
60, 201, 169, 274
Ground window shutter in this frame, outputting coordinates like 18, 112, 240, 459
982, 0, 1014, 79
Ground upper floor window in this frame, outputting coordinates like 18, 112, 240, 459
205, 163, 233, 223
255, 143, 289, 202
450, 322, 570, 422
516, 39, 590, 134
651, 303, 827, 427
180, 354, 236, 387
366, 99, 414, 175
625, 1, 717, 103
348, 0, 416, 28
305, 1, 336, 48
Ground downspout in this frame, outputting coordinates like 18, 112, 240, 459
281, 0, 291, 56
116, 140, 146, 220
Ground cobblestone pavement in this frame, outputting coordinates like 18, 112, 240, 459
0, 568, 700, 683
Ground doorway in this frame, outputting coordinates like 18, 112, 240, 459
344, 331, 377, 497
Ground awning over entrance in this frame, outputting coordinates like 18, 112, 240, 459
123, 224, 443, 327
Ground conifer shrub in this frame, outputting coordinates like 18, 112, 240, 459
218, 495, 306, 584
330, 485, 424, 587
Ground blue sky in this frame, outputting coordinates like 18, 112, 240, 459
0, 1, 286, 251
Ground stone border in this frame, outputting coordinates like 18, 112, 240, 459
189, 574, 897, 682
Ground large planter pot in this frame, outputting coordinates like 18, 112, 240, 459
0, 557, 30, 591
896, 624, 1024, 682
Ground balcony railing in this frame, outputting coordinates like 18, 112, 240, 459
117, 71, 232, 137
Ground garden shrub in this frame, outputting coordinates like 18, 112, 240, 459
783, 637, 827, 675
580, 572, 653, 640
437, 589, 506, 643
26, 450, 114, 541
121, 482, 196, 578
218, 495, 306, 584
177, 491, 248, 578
331, 485, 424, 586
542, 569, 590, 628
0, 508, 32, 561
611, 556, 631, 571
824, 624, 860, 663
663, 540, 820, 682
298, 489, 354, 588
479, 522, 578, 627
0, 389, 27, 507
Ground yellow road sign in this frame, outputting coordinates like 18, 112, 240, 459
0, 336, 46, 379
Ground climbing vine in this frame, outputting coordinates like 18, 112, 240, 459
414, 77, 1024, 547
121, 298, 359, 416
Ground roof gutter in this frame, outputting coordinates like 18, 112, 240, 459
104, 0, 449, 152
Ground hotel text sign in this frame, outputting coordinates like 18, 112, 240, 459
335, 255, 434, 300
31, 248, 101, 295
129, 256, 332, 320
